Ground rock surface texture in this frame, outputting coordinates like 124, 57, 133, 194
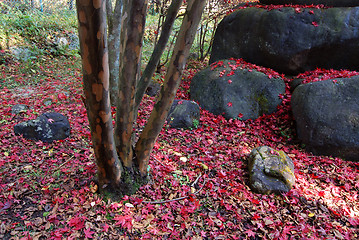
14, 112, 70, 142
248, 146, 295, 194
167, 100, 200, 129
11, 104, 29, 115
292, 76, 359, 161
260, 0, 359, 7
190, 60, 285, 120
210, 6, 359, 74
145, 80, 161, 97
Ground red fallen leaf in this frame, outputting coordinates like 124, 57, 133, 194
114, 214, 133, 229
245, 229, 256, 237
84, 228, 95, 239
68, 216, 85, 230
58, 93, 67, 100
228, 79, 232, 84
312, 21, 319, 27
227, 70, 235, 76
250, 198, 260, 205
252, 214, 260, 220
295, 7, 301, 13
217, 170, 227, 178
310, 173, 320, 179
227, 102, 232, 107
309, 10, 314, 14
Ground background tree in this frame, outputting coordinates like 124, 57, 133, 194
76, 0, 206, 197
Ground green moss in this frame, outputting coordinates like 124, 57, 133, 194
253, 93, 269, 116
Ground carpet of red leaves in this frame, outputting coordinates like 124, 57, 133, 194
0, 56, 358, 239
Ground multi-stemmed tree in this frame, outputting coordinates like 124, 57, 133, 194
76, 0, 206, 196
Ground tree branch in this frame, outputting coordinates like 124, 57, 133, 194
135, 0, 206, 176
134, 0, 183, 110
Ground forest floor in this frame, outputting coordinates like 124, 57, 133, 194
0, 55, 358, 239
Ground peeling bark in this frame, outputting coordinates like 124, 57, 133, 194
76, 0, 206, 196
76, 0, 123, 189
135, 0, 206, 176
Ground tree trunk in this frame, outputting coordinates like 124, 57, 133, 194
107, 0, 122, 106
76, 0, 123, 190
114, 0, 149, 194
135, 0, 183, 110
76, 0, 206, 197
135, 0, 206, 176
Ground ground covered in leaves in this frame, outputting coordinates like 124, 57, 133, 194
0, 56, 358, 239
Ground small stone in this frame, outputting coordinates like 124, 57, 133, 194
11, 104, 29, 115
248, 146, 295, 194
167, 99, 200, 129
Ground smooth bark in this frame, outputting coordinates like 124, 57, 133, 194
135, 0, 206, 176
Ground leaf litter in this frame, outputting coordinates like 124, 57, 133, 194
0, 56, 358, 239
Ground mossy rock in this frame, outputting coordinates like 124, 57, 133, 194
248, 146, 295, 194
190, 60, 285, 120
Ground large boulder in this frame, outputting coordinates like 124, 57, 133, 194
190, 60, 285, 120
248, 146, 295, 194
292, 76, 359, 161
14, 112, 70, 142
167, 100, 200, 129
210, 6, 359, 74
260, 0, 359, 7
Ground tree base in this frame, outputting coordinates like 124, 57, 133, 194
98, 166, 149, 200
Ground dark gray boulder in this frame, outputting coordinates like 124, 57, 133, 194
190, 60, 285, 120
167, 100, 200, 129
248, 146, 295, 194
145, 80, 161, 97
292, 76, 359, 161
210, 7, 359, 74
14, 112, 70, 142
260, 0, 359, 7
